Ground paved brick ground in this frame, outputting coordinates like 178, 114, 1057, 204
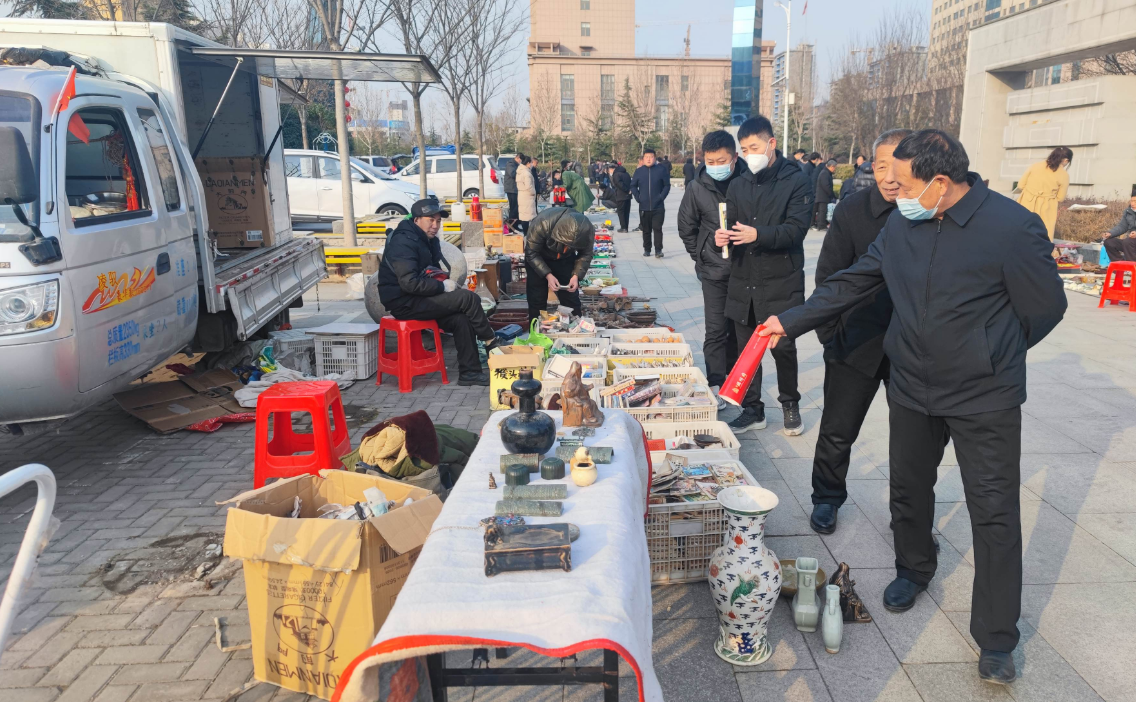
3, 188, 1135, 702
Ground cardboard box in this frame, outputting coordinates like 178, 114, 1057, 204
502, 235, 524, 255
488, 345, 544, 410
221, 471, 441, 699
197, 157, 275, 249
483, 207, 503, 231
113, 368, 244, 433
484, 229, 504, 247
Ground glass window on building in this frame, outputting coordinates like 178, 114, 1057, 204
655, 75, 669, 103
681, 75, 689, 93
600, 74, 615, 102
561, 74, 575, 100
985, 0, 999, 8
581, 22, 590, 37
600, 103, 614, 131
655, 105, 668, 132
562, 103, 575, 132
581, 0, 590, 8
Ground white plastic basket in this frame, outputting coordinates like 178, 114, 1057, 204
268, 329, 315, 355
619, 384, 717, 423
543, 354, 607, 383
308, 323, 380, 379
642, 421, 741, 459
611, 367, 709, 386
603, 329, 685, 344
549, 337, 610, 356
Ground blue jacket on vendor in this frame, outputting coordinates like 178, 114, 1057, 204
378, 218, 445, 310
630, 162, 671, 210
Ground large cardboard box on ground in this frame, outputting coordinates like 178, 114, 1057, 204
488, 345, 544, 410
197, 156, 275, 249
222, 471, 441, 699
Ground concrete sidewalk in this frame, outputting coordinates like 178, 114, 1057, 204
2, 188, 1134, 702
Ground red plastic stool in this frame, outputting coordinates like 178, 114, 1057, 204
1098, 261, 1136, 310
253, 381, 351, 488
377, 317, 449, 392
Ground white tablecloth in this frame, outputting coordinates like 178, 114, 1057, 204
334, 410, 662, 702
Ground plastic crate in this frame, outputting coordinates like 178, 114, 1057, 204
308, 323, 380, 379
611, 367, 709, 386
620, 384, 717, 423
603, 329, 685, 344
648, 455, 760, 583
549, 337, 610, 356
642, 421, 741, 458
543, 354, 607, 383
268, 329, 315, 354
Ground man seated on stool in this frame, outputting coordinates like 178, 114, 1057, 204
378, 198, 498, 386
1101, 189, 1136, 262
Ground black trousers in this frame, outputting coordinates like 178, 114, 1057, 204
889, 402, 1023, 653
389, 289, 494, 374
700, 276, 738, 387
640, 207, 665, 253
615, 199, 631, 230
506, 192, 518, 221
1103, 235, 1136, 261
812, 200, 831, 229
525, 256, 582, 324
812, 357, 887, 507
733, 319, 800, 412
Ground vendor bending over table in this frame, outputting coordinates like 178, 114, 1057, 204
1101, 189, 1136, 262
378, 198, 498, 386
524, 207, 596, 325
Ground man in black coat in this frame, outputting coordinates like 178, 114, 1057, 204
839, 159, 875, 201
801, 152, 820, 187
813, 159, 836, 230
630, 148, 671, 257
714, 116, 812, 436
682, 157, 696, 185
378, 199, 498, 386
605, 163, 632, 232
677, 131, 743, 403
523, 208, 595, 324
503, 154, 521, 221
807, 129, 911, 535
759, 130, 1067, 685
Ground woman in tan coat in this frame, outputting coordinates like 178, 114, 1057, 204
514, 155, 538, 232
1017, 146, 1072, 240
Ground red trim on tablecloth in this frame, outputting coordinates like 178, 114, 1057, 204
331, 636, 647, 702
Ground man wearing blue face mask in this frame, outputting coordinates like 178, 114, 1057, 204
678, 130, 746, 404
758, 129, 1067, 686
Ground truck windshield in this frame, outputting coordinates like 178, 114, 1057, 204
0, 93, 40, 239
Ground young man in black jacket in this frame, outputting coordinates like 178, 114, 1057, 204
677, 131, 743, 405
523, 208, 595, 324
503, 154, 521, 221
630, 148, 671, 257
759, 130, 1067, 685
807, 129, 911, 535
378, 199, 498, 386
605, 163, 633, 232
714, 116, 812, 436
813, 159, 837, 229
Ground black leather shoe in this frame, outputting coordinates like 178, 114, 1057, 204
882, 577, 926, 612
978, 649, 1017, 684
810, 504, 838, 534
458, 371, 490, 386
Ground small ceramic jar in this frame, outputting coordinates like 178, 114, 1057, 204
570, 447, 597, 487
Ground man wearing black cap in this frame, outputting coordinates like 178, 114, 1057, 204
378, 199, 497, 385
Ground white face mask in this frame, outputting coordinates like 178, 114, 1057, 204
744, 140, 774, 173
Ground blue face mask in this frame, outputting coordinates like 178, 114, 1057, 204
706, 162, 733, 181
896, 179, 944, 221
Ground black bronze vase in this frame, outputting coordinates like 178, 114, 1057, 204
500, 370, 556, 455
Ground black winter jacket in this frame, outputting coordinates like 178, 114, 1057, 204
724, 152, 813, 325
677, 161, 745, 282
503, 159, 518, 194
630, 162, 670, 210
524, 207, 595, 280
1107, 207, 1136, 238
780, 174, 1067, 416
815, 184, 895, 377
682, 160, 696, 184
815, 167, 836, 203
378, 219, 445, 309
840, 162, 875, 201
609, 166, 632, 202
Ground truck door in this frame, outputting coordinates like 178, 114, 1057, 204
59, 96, 196, 393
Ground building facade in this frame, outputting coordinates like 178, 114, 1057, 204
730, 0, 765, 125
527, 0, 758, 146
929, 0, 1061, 75
772, 44, 814, 126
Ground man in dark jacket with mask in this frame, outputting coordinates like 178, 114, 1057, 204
678, 130, 743, 405
379, 199, 498, 386
631, 148, 671, 257
714, 115, 812, 436
606, 163, 633, 232
503, 154, 521, 221
807, 129, 910, 535
524, 207, 596, 323
759, 130, 1067, 686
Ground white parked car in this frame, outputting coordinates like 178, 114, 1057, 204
397, 153, 505, 200
284, 149, 429, 222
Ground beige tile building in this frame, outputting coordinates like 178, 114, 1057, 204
527, 0, 773, 144
929, 0, 1056, 75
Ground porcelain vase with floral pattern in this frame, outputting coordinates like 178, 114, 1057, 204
708, 486, 781, 665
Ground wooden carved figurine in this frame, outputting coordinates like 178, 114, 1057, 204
829, 562, 872, 623
488, 473, 497, 489
561, 361, 604, 428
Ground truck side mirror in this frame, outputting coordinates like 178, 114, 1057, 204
0, 127, 38, 205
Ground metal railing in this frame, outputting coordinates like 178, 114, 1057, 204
0, 464, 57, 658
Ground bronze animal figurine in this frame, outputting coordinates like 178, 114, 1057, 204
830, 562, 872, 623
560, 361, 604, 428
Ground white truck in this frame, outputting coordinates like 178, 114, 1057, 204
0, 20, 331, 425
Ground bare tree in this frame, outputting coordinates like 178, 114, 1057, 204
427, 5, 477, 200
528, 72, 560, 162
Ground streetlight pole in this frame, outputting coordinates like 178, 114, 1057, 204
776, 0, 791, 148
